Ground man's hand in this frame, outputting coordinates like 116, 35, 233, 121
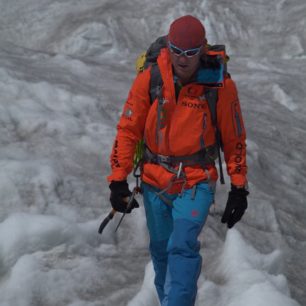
109, 180, 139, 213
221, 185, 249, 228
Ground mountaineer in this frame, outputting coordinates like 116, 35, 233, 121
107, 15, 249, 306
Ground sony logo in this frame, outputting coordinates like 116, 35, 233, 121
181, 101, 206, 109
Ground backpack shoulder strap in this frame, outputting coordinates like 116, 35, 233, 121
204, 88, 218, 126
204, 87, 225, 184
149, 64, 163, 104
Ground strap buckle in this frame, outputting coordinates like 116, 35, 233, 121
156, 154, 171, 164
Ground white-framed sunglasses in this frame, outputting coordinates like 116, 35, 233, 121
168, 41, 202, 57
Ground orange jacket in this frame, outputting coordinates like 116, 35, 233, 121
107, 48, 247, 192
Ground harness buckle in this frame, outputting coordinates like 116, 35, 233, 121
157, 154, 171, 164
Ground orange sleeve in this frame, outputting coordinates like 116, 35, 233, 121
107, 68, 151, 183
217, 77, 248, 186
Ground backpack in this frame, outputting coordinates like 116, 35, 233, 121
134, 36, 228, 184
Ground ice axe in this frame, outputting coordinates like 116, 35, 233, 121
98, 209, 116, 234
98, 186, 140, 235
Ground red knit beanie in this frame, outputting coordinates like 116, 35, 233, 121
168, 15, 206, 50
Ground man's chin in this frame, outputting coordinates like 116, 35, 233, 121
175, 65, 187, 73
176, 69, 193, 81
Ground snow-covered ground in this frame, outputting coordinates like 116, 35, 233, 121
0, 1, 305, 305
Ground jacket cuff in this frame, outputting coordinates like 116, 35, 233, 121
107, 169, 128, 183
230, 174, 248, 188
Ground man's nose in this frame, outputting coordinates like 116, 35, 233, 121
177, 54, 188, 64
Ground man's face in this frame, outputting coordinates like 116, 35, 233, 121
168, 43, 203, 83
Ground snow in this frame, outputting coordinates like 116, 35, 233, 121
272, 84, 297, 112
128, 230, 301, 306
0, 0, 306, 305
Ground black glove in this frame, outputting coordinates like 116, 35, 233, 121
109, 180, 139, 213
221, 185, 249, 228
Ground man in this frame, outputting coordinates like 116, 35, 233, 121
107, 15, 249, 306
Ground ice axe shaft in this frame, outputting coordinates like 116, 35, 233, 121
115, 187, 139, 232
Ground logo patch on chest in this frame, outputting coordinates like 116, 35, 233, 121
181, 100, 206, 109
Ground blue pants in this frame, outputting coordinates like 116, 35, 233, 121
142, 182, 215, 306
